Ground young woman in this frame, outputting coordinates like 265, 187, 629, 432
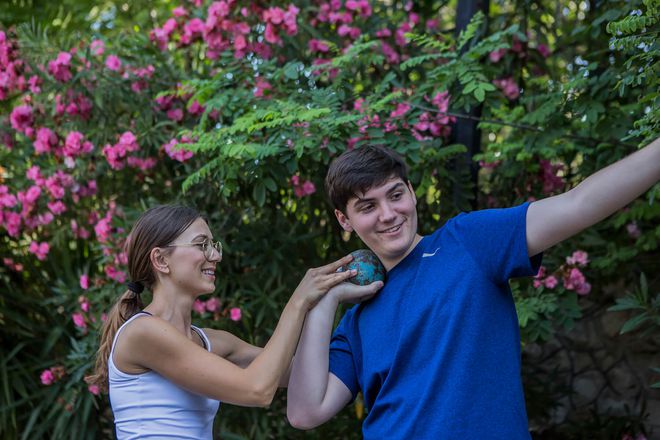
86, 204, 381, 439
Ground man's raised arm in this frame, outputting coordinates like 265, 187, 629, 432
527, 137, 660, 257
287, 282, 380, 429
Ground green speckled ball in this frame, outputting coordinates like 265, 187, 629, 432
342, 249, 386, 286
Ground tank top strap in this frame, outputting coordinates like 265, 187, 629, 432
110, 311, 152, 355
191, 325, 212, 352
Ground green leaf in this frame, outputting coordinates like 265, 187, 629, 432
474, 86, 485, 102
620, 312, 650, 334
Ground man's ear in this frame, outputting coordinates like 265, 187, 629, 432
150, 248, 170, 274
407, 180, 417, 205
334, 209, 354, 232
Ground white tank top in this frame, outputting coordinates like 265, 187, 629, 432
109, 312, 220, 440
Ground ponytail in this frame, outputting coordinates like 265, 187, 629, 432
85, 290, 144, 392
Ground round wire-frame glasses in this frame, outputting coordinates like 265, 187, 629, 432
165, 239, 223, 262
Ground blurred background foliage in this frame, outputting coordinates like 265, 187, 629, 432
0, 0, 658, 438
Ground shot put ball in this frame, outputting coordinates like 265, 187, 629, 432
340, 249, 386, 286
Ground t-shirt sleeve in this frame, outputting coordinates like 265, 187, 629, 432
328, 311, 360, 399
453, 202, 542, 284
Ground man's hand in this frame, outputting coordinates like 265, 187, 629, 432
328, 280, 383, 305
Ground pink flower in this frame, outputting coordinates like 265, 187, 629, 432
188, 100, 205, 116
33, 127, 58, 154
489, 48, 506, 63
163, 138, 194, 162
563, 268, 590, 295
105, 55, 122, 71
544, 275, 558, 289
88, 384, 100, 395
28, 241, 50, 261
253, 77, 272, 98
575, 282, 591, 296
95, 216, 113, 243
47, 52, 73, 82
63, 131, 93, 158
566, 250, 589, 267
291, 176, 316, 198
172, 6, 188, 17
10, 105, 33, 135
230, 307, 241, 321
390, 102, 410, 118
166, 108, 184, 122
40, 369, 55, 385
493, 77, 519, 100
79, 295, 91, 312
308, 39, 330, 53
90, 40, 105, 56
626, 222, 641, 239
127, 156, 157, 171
80, 274, 90, 290
537, 44, 551, 58
376, 28, 392, 38
72, 312, 87, 329
47, 201, 66, 215
104, 265, 126, 283
205, 297, 221, 312
193, 299, 206, 314
539, 159, 565, 195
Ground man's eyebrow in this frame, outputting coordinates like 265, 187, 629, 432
352, 182, 406, 206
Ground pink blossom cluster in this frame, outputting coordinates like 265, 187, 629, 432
291, 175, 316, 198
263, 5, 300, 45
411, 91, 455, 140
0, 30, 30, 100
28, 241, 50, 260
40, 365, 65, 386
535, 250, 591, 295
54, 91, 93, 121
102, 131, 141, 170
149, 2, 300, 61
253, 77, 272, 98
33, 127, 58, 154
489, 36, 551, 64
126, 64, 155, 93
71, 294, 95, 334
3, 257, 24, 272
63, 130, 94, 158
533, 266, 558, 289
163, 136, 194, 162
10, 104, 34, 136
154, 87, 209, 122
539, 159, 565, 195
192, 297, 241, 321
1, 165, 86, 239
493, 77, 520, 101
48, 52, 73, 82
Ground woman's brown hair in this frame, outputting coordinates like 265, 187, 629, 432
86, 205, 201, 392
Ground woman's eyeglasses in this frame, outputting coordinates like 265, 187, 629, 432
165, 239, 223, 262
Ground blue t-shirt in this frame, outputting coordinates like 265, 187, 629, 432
329, 203, 541, 439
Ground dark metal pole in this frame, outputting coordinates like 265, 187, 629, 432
452, 0, 490, 210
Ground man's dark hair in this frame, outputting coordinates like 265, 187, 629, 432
325, 145, 409, 213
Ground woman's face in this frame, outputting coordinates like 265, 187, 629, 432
164, 218, 221, 296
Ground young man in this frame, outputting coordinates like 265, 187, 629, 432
287, 139, 660, 438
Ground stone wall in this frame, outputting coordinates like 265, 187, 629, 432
524, 300, 660, 438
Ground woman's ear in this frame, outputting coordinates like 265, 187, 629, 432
150, 247, 170, 274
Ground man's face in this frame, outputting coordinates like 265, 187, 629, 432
335, 177, 420, 270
